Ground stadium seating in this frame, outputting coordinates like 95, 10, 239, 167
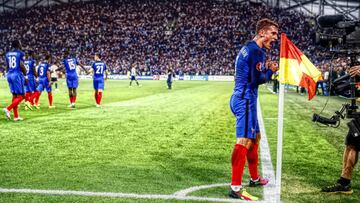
0, 0, 323, 76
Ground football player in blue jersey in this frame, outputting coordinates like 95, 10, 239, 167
229, 19, 279, 200
91, 53, 107, 107
24, 51, 38, 110
29, 54, 54, 109
62, 50, 86, 108
3, 40, 31, 121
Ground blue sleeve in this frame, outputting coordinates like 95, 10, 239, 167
258, 69, 273, 85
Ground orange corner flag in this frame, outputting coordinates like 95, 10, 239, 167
279, 33, 321, 100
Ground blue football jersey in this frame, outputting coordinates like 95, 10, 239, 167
233, 41, 273, 99
5, 50, 25, 75
92, 61, 106, 79
24, 59, 36, 77
63, 58, 78, 78
37, 63, 50, 80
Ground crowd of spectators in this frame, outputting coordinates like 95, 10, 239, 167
0, 0, 337, 76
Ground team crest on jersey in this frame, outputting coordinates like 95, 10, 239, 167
256, 62, 263, 71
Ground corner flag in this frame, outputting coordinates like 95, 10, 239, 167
275, 33, 321, 202
279, 33, 321, 100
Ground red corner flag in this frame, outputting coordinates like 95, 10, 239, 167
279, 33, 321, 100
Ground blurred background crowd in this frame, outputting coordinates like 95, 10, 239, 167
0, 0, 354, 79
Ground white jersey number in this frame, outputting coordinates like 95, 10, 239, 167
39, 67, 44, 76
69, 61, 76, 70
96, 65, 104, 74
8, 56, 16, 69
25, 64, 30, 74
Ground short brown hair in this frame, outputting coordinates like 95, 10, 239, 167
256, 18, 279, 34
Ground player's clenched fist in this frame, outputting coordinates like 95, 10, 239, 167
268, 61, 279, 73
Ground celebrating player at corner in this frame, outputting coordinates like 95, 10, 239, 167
3, 40, 31, 121
91, 53, 107, 107
62, 50, 85, 108
228, 18, 279, 200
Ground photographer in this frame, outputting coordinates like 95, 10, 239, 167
321, 65, 360, 194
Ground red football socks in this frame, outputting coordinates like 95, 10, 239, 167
25, 92, 31, 102
247, 143, 259, 180
7, 96, 23, 111
48, 93, 53, 106
94, 92, 98, 104
70, 96, 76, 104
94, 92, 103, 105
98, 92, 102, 105
231, 144, 248, 186
35, 92, 41, 105
13, 105, 18, 118
29, 92, 40, 105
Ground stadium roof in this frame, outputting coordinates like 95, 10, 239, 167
0, 0, 359, 20
0, 0, 90, 12
255, 0, 360, 20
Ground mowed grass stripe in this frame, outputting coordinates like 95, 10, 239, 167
1, 80, 254, 202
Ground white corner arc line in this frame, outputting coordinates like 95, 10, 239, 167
173, 183, 229, 196
257, 98, 278, 203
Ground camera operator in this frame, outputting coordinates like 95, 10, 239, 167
321, 64, 360, 194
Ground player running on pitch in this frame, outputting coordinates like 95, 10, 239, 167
3, 40, 31, 121
228, 18, 279, 200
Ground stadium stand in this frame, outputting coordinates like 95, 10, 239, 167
0, 0, 345, 76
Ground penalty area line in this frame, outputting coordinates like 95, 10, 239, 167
0, 188, 267, 203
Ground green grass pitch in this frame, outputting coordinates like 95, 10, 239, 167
0, 79, 359, 202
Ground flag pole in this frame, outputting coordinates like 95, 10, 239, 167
276, 82, 285, 202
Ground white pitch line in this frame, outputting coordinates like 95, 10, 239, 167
257, 99, 278, 203
173, 183, 229, 196
0, 188, 267, 203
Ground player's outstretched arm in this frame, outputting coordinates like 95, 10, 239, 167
78, 62, 90, 74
